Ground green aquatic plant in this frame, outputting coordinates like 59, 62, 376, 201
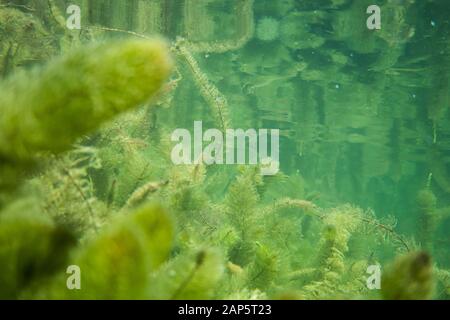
174, 38, 231, 131
0, 37, 182, 299
0, 6, 58, 77
225, 167, 262, 265
26, 204, 175, 299
381, 251, 435, 300
33, 147, 105, 237
0, 38, 173, 191
0, 203, 76, 299
247, 242, 279, 291
297, 205, 363, 298
148, 248, 224, 300
1, 0, 449, 301
416, 189, 437, 252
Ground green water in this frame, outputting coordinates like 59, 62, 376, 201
0, 0, 449, 299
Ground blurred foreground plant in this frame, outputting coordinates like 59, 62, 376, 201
0, 38, 172, 191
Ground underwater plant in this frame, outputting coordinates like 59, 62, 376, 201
381, 251, 435, 300
0, 0, 449, 301
0, 203, 76, 299
27, 203, 175, 299
0, 38, 172, 192
0, 36, 178, 298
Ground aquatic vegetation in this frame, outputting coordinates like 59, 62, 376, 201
0, 38, 173, 191
148, 248, 224, 300
0, 0, 449, 301
26, 203, 175, 299
416, 189, 438, 252
175, 38, 231, 131
0, 204, 76, 299
381, 251, 435, 300
0, 7, 55, 77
